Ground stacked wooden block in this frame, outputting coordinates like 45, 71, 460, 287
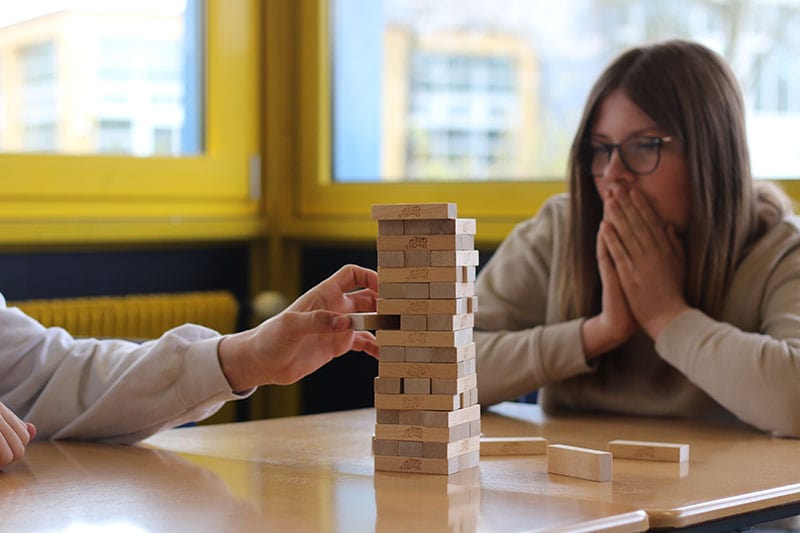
371, 203, 480, 475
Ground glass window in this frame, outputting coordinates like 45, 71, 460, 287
0, 0, 201, 156
332, 0, 800, 182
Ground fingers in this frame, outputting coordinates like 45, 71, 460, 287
606, 188, 663, 257
331, 264, 379, 293
600, 220, 632, 274
351, 331, 379, 358
344, 288, 378, 312
0, 404, 31, 468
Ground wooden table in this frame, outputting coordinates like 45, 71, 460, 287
3, 402, 799, 531
0, 406, 647, 533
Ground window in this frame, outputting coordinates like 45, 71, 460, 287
0, 0, 261, 244
331, 0, 800, 183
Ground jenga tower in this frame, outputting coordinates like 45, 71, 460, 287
370, 203, 480, 475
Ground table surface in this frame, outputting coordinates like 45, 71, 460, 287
3, 402, 800, 532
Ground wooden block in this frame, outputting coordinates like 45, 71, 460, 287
460, 387, 479, 408
398, 440, 424, 457
349, 312, 400, 330
378, 283, 405, 298
371, 203, 457, 221
376, 328, 473, 347
373, 438, 399, 456
374, 376, 402, 394
429, 282, 475, 299
398, 410, 423, 425
377, 250, 405, 267
423, 435, 481, 459
465, 357, 476, 374
403, 283, 430, 299
376, 409, 400, 424
379, 346, 405, 362
403, 377, 431, 394
374, 451, 477, 475
431, 374, 477, 395
480, 437, 548, 456
379, 361, 468, 379
403, 218, 477, 235
401, 314, 427, 331
470, 418, 481, 437
405, 346, 432, 362
378, 220, 405, 235
421, 404, 481, 428
374, 392, 460, 411
431, 343, 476, 363
548, 444, 613, 482
377, 298, 467, 315
430, 250, 480, 267
378, 266, 472, 283
607, 440, 690, 462
467, 295, 478, 313
375, 421, 473, 443
404, 249, 431, 267
377, 234, 474, 251
427, 313, 474, 331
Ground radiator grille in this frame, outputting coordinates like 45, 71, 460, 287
9, 292, 239, 339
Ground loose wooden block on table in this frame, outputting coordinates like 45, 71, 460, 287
348, 312, 400, 330
371, 203, 457, 221
607, 439, 690, 462
480, 436, 548, 456
374, 450, 479, 475
547, 444, 613, 482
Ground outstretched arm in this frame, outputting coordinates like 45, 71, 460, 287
218, 264, 378, 391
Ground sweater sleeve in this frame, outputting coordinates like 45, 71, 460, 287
475, 196, 594, 406
656, 227, 800, 437
0, 295, 250, 443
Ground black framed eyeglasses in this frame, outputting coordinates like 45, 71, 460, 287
587, 136, 672, 176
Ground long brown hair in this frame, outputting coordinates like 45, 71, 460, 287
561, 40, 756, 319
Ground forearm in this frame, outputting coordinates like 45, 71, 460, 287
476, 319, 593, 406
1, 309, 244, 442
657, 309, 800, 436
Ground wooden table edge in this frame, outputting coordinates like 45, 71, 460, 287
647, 483, 800, 528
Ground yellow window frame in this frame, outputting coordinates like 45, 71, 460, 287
287, 0, 561, 244
0, 0, 263, 245
285, 0, 800, 244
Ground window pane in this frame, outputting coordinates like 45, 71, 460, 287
0, 0, 203, 156
332, 0, 800, 182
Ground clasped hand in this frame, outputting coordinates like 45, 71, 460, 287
591, 186, 689, 352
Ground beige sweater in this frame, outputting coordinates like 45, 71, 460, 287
475, 194, 800, 436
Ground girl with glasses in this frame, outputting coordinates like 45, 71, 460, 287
475, 39, 800, 437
